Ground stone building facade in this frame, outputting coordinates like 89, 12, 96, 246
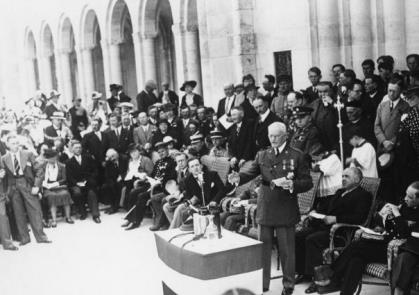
0, 0, 418, 109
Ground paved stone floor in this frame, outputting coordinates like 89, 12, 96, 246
0, 212, 388, 295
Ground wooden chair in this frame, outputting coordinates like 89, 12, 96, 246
326, 177, 381, 261
298, 171, 323, 215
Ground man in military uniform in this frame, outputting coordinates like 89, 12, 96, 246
208, 130, 229, 158
289, 106, 324, 159
228, 122, 312, 295
189, 133, 209, 158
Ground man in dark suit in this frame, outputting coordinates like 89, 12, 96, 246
44, 111, 73, 145
295, 167, 372, 293
103, 149, 128, 214
228, 122, 312, 294
364, 75, 386, 122
304, 67, 322, 104
252, 96, 281, 153
217, 83, 237, 118
104, 113, 134, 155
262, 74, 278, 106
136, 80, 159, 113
228, 106, 255, 169
107, 84, 121, 111
1, 134, 50, 245
183, 158, 226, 207
82, 118, 106, 189
158, 82, 179, 109
310, 81, 340, 152
0, 161, 18, 250
66, 140, 100, 223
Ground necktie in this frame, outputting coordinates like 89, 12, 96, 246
390, 102, 394, 111
225, 97, 230, 114
236, 125, 240, 136
13, 154, 20, 175
275, 148, 279, 156
115, 128, 119, 138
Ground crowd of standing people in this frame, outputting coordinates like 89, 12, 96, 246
0, 53, 419, 295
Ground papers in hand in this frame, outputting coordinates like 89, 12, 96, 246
360, 226, 386, 236
146, 176, 161, 187
219, 114, 234, 130
76, 181, 87, 187
412, 232, 419, 238
309, 212, 326, 219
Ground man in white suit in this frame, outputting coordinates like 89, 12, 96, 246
133, 112, 155, 149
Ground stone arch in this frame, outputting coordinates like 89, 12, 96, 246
24, 28, 40, 94
40, 23, 58, 91
80, 8, 106, 97
58, 16, 79, 100
107, 0, 137, 98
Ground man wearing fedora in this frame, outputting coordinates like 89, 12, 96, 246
44, 111, 73, 146
180, 80, 204, 108
136, 80, 159, 113
1, 134, 51, 245
44, 90, 64, 119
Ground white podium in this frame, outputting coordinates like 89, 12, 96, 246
154, 229, 263, 295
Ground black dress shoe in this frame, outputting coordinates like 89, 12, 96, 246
125, 222, 140, 231
305, 282, 318, 294
43, 220, 50, 228
295, 274, 309, 284
108, 208, 118, 215
263, 287, 269, 292
282, 288, 294, 295
80, 214, 87, 220
93, 217, 101, 224
37, 239, 52, 244
149, 225, 161, 231
4, 244, 18, 251
66, 218, 74, 224
121, 221, 131, 227
19, 240, 30, 246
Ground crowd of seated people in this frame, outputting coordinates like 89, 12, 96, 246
0, 53, 418, 295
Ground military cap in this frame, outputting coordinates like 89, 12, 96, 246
155, 141, 168, 149
190, 133, 204, 144
210, 130, 224, 139
292, 106, 313, 118
44, 148, 58, 159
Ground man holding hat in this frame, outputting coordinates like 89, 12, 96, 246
289, 106, 324, 159
44, 111, 73, 146
180, 80, 204, 108
208, 130, 229, 158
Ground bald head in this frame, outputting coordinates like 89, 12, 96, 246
223, 83, 235, 97
145, 80, 157, 91
268, 122, 287, 148
106, 148, 119, 161
342, 167, 363, 190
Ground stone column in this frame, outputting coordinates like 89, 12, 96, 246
25, 58, 37, 95
132, 32, 144, 94
184, 28, 202, 95
316, 0, 340, 81
141, 35, 158, 84
405, 0, 419, 54
39, 55, 53, 92
59, 50, 73, 104
81, 47, 95, 99
172, 24, 186, 90
100, 40, 112, 98
108, 42, 123, 85
74, 48, 84, 102
350, 0, 373, 76
382, 0, 406, 69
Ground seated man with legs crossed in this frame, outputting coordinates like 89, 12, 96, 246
295, 167, 372, 293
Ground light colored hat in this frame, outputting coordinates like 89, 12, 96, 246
163, 136, 175, 144
48, 90, 61, 99
190, 133, 204, 144
50, 111, 66, 120
119, 102, 134, 109
91, 91, 103, 100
